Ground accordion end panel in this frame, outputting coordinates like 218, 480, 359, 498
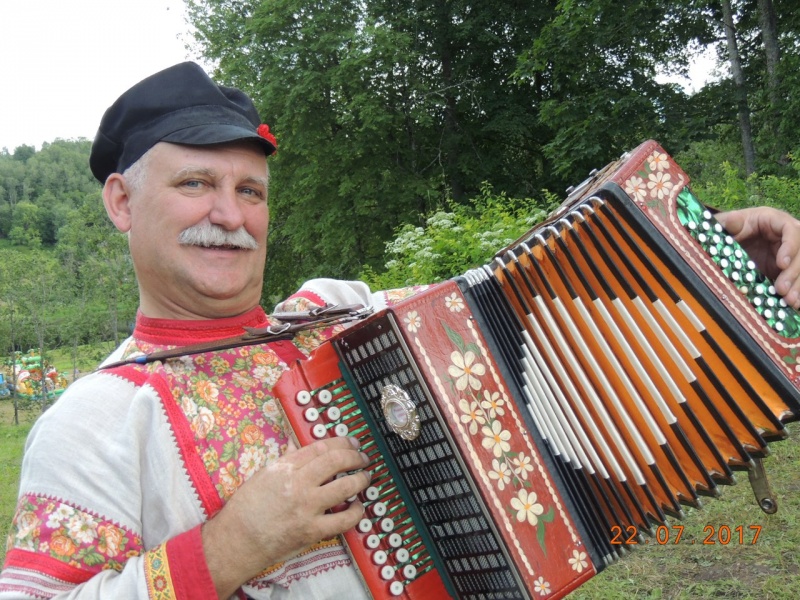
274, 339, 452, 600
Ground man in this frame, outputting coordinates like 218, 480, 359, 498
0, 62, 397, 599
1, 62, 800, 599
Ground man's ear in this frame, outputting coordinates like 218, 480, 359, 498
103, 173, 133, 233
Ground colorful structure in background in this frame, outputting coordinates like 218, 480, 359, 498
1, 350, 68, 400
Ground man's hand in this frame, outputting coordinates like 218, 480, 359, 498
202, 435, 370, 598
716, 207, 800, 308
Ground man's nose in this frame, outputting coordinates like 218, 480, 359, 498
209, 187, 246, 230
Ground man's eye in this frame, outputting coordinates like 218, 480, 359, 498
241, 187, 265, 199
182, 180, 205, 189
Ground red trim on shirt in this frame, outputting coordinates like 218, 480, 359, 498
165, 525, 219, 599
148, 373, 224, 518
3, 547, 93, 585
134, 307, 271, 345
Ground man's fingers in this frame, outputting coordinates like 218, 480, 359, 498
315, 498, 367, 540
279, 435, 360, 468
715, 210, 746, 237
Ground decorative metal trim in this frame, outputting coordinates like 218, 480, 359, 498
380, 384, 420, 441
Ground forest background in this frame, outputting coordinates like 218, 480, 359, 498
3, 0, 800, 381
2, 0, 800, 596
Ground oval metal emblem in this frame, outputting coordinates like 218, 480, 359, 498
380, 384, 420, 441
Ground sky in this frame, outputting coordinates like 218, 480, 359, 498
0, 1, 721, 154
0, 0, 202, 152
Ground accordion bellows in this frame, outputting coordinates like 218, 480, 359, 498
275, 140, 800, 600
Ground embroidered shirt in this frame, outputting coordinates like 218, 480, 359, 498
0, 279, 429, 599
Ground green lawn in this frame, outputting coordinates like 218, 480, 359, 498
0, 401, 35, 567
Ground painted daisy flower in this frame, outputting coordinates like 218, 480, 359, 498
405, 310, 421, 333
534, 576, 551, 595
448, 350, 485, 391
510, 489, 544, 526
445, 293, 465, 312
481, 420, 511, 457
458, 398, 486, 434
488, 458, 512, 491
569, 549, 589, 572
624, 175, 647, 202
647, 170, 673, 200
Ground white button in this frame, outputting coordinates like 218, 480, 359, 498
395, 548, 409, 563
364, 486, 380, 501
326, 406, 341, 421
358, 519, 373, 533
372, 550, 388, 565
379, 518, 394, 533
318, 389, 333, 404
304, 407, 319, 422
388, 533, 402, 548
380, 565, 395, 580
296, 390, 312, 405
372, 502, 387, 517
334, 423, 349, 437
402, 564, 417, 580
312, 424, 327, 439
389, 581, 404, 596
366, 534, 381, 549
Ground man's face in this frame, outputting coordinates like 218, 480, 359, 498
116, 141, 270, 319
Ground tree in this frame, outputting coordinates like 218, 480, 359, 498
186, 0, 564, 297
56, 192, 137, 350
515, 0, 717, 180
721, 0, 757, 174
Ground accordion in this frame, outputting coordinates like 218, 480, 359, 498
274, 140, 800, 599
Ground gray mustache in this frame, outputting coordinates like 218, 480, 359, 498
178, 223, 260, 250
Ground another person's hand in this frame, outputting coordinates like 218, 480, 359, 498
716, 207, 800, 308
202, 435, 371, 597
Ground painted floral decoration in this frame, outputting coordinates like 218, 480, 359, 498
624, 150, 676, 214
441, 320, 555, 553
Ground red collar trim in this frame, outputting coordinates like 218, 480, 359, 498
133, 306, 271, 345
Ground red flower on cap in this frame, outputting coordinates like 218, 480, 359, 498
257, 124, 278, 155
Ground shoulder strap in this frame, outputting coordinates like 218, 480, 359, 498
99, 304, 371, 370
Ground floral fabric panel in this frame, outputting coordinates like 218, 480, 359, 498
7, 494, 142, 573
120, 324, 354, 586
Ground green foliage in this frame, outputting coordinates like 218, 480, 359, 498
0, 140, 136, 369
184, 0, 800, 298
361, 184, 556, 289
515, 0, 715, 180
689, 160, 800, 216
0, 139, 96, 248
0, 401, 35, 566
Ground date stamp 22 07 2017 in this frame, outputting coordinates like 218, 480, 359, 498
610, 524, 762, 545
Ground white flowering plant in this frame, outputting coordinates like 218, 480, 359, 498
361, 183, 556, 289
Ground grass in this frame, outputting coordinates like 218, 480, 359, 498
0, 400, 36, 567
0, 399, 798, 597
44, 342, 119, 381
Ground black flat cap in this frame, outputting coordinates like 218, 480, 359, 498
90, 62, 277, 183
